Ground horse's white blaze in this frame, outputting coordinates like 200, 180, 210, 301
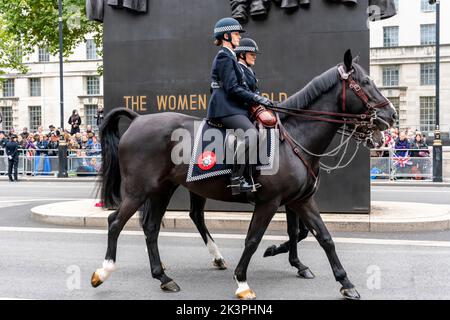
97, 260, 117, 282
206, 235, 223, 260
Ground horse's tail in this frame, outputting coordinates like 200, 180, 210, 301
99, 108, 140, 209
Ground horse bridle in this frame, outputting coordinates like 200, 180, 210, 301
268, 65, 391, 145
267, 65, 392, 179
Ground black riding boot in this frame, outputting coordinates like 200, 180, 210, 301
229, 140, 261, 195
230, 0, 250, 23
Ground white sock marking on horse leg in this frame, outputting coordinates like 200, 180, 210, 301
96, 260, 117, 282
234, 276, 250, 295
206, 235, 223, 261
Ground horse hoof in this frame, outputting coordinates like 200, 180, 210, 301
263, 245, 277, 257
160, 280, 181, 293
91, 271, 103, 288
340, 287, 361, 300
213, 258, 228, 270
236, 288, 257, 300
297, 268, 315, 279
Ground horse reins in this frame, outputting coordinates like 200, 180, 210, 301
268, 67, 392, 180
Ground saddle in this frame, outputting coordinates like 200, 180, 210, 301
250, 105, 278, 128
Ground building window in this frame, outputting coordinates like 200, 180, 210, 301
0, 106, 13, 131
2, 79, 15, 97
420, 63, 436, 85
421, 24, 436, 45
29, 78, 41, 97
420, 97, 435, 133
87, 76, 100, 95
421, 0, 435, 12
85, 104, 98, 129
29, 106, 42, 132
382, 66, 399, 87
388, 97, 400, 128
86, 39, 98, 60
383, 26, 399, 47
38, 47, 50, 62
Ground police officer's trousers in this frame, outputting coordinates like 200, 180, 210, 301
8, 157, 18, 181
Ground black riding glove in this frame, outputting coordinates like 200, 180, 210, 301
254, 95, 275, 108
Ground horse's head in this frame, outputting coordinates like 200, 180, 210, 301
339, 49, 397, 148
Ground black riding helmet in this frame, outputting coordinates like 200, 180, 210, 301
235, 38, 260, 65
214, 17, 245, 48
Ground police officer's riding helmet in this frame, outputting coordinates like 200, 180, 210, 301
235, 38, 260, 60
214, 17, 245, 46
10, 134, 18, 140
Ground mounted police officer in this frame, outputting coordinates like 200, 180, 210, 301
235, 38, 260, 95
207, 17, 275, 195
6, 134, 20, 182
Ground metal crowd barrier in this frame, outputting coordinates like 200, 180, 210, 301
370, 148, 433, 181
0, 148, 102, 177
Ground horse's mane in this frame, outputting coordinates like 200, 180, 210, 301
279, 66, 341, 110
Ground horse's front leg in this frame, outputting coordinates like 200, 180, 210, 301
91, 196, 143, 288
234, 201, 279, 300
189, 192, 227, 270
288, 198, 360, 300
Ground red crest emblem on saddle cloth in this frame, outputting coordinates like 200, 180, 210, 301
197, 151, 217, 171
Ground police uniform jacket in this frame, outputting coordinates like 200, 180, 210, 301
5, 141, 20, 159
207, 48, 259, 119
239, 62, 259, 94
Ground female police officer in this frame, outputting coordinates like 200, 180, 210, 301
207, 18, 275, 195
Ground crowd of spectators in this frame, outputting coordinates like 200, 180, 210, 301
372, 127, 430, 157
371, 127, 431, 180
0, 108, 103, 176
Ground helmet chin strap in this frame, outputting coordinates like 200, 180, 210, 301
224, 32, 237, 49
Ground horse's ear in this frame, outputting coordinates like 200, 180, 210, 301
353, 54, 360, 65
344, 49, 353, 72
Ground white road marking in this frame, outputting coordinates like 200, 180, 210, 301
1, 226, 450, 248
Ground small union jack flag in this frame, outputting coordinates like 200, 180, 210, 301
393, 153, 412, 168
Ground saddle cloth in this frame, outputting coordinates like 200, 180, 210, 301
186, 119, 277, 182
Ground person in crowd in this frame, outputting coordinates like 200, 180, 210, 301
0, 131, 7, 156
95, 105, 104, 128
48, 125, 61, 137
86, 125, 94, 136
47, 133, 59, 156
86, 135, 101, 156
394, 131, 410, 157
36, 135, 49, 156
20, 127, 30, 140
410, 132, 429, 157
68, 109, 82, 135
5, 134, 20, 182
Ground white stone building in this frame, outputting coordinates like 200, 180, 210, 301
0, 37, 103, 133
369, 0, 450, 141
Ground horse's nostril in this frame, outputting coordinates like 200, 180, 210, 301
392, 112, 398, 120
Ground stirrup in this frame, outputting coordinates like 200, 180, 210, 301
228, 177, 261, 195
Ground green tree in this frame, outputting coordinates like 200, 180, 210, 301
0, 0, 102, 75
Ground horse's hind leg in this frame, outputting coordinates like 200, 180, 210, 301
289, 198, 360, 300
285, 207, 315, 279
142, 190, 180, 292
263, 213, 308, 257
91, 195, 144, 288
189, 192, 227, 270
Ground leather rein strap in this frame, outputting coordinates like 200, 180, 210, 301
271, 72, 391, 181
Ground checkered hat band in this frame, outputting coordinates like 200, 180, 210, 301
235, 46, 257, 52
214, 25, 243, 33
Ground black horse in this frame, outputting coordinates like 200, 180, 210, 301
91, 50, 396, 300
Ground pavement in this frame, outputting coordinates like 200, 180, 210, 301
2, 176, 450, 233
31, 199, 450, 233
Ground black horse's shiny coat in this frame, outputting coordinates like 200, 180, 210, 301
98, 50, 396, 299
